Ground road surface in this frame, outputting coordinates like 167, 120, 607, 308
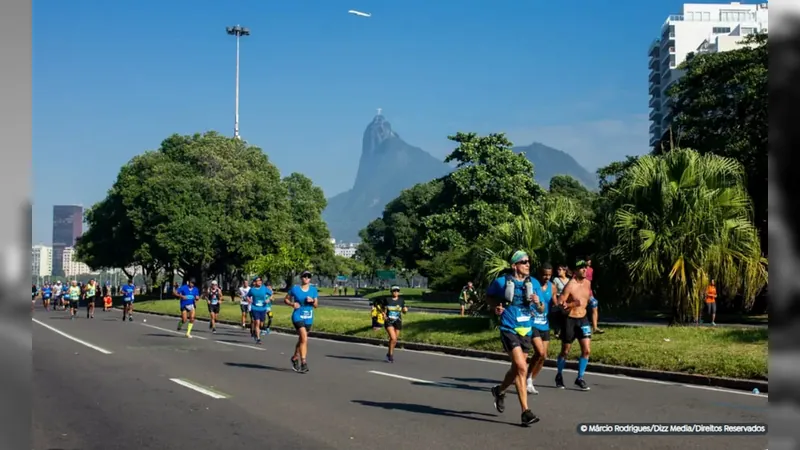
32, 306, 767, 450
319, 297, 768, 328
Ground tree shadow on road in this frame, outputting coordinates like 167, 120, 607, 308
351, 400, 512, 426
224, 362, 291, 372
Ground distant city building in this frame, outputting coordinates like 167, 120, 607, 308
648, 2, 769, 148
52, 205, 84, 276
334, 242, 358, 258
31, 245, 53, 277
62, 247, 92, 277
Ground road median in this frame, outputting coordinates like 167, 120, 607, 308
132, 300, 768, 393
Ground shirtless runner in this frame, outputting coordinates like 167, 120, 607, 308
554, 260, 592, 391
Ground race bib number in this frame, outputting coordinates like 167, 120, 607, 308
388, 311, 401, 319
516, 315, 531, 322
211, 298, 219, 305
255, 300, 264, 307
533, 315, 547, 325
300, 310, 313, 320
580, 325, 592, 336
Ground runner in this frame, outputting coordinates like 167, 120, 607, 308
285, 271, 318, 373
83, 279, 97, 319
68, 280, 81, 319
206, 280, 222, 333
52, 281, 63, 311
555, 260, 593, 391
383, 285, 408, 363
526, 263, 555, 394
238, 280, 250, 328
175, 279, 199, 338
121, 279, 135, 321
549, 266, 569, 338
245, 276, 271, 344
487, 250, 540, 426
41, 283, 53, 311
61, 282, 70, 311
31, 284, 38, 313
263, 282, 274, 336
103, 290, 113, 311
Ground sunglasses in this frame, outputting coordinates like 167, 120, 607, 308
301, 275, 311, 278
516, 260, 531, 265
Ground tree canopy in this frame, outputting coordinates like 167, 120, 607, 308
76, 132, 333, 287
659, 33, 767, 251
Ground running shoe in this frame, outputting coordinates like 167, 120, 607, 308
491, 385, 506, 413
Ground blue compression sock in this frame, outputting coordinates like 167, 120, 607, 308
557, 356, 566, 375
578, 357, 589, 378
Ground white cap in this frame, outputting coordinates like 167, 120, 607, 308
211, 280, 218, 285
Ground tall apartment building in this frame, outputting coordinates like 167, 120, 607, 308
648, 2, 769, 148
61, 247, 92, 277
31, 245, 53, 278
52, 205, 84, 276
334, 243, 358, 258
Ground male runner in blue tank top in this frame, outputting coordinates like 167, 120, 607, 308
285, 271, 318, 373
246, 276, 271, 345
175, 279, 199, 338
487, 250, 540, 426
120, 279, 135, 322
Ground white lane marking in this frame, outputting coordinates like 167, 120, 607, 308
215, 340, 265, 351
169, 378, 228, 399
369, 370, 461, 388
141, 323, 207, 340
135, 312, 767, 398
32, 318, 113, 354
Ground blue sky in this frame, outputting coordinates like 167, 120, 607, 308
33, 0, 699, 244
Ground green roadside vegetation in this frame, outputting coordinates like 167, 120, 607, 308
134, 300, 767, 380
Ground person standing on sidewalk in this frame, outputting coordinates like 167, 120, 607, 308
704, 280, 717, 326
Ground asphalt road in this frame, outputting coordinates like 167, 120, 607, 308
319, 297, 768, 328
32, 305, 768, 450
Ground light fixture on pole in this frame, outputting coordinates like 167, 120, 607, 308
226, 25, 250, 140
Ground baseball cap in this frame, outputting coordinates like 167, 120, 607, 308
300, 271, 312, 278
390, 285, 400, 292
211, 280, 218, 285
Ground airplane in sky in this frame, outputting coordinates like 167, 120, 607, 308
348, 10, 371, 17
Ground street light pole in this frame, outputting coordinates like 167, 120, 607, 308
226, 25, 250, 140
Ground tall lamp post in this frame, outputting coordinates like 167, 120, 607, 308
226, 25, 250, 140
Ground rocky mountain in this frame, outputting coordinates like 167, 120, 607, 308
323, 115, 451, 242
323, 115, 599, 242
513, 142, 598, 189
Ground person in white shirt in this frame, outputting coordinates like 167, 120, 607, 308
238, 280, 250, 328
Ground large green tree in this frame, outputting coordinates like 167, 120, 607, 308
610, 148, 767, 323
76, 132, 329, 285
658, 33, 767, 250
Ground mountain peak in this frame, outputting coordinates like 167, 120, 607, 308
363, 113, 396, 156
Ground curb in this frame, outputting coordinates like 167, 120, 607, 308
132, 308, 768, 393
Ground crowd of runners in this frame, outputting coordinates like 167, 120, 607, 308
33, 252, 600, 427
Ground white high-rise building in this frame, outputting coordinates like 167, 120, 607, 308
31, 245, 53, 277
334, 243, 358, 258
648, 2, 769, 147
61, 247, 92, 277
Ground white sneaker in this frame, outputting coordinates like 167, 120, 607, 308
526, 378, 538, 394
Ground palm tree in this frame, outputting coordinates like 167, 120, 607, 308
481, 195, 590, 282
611, 148, 767, 324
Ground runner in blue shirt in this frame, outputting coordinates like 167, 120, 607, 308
41, 284, 53, 311
246, 276, 272, 345
284, 270, 318, 373
120, 279, 136, 322
526, 263, 556, 395
175, 279, 199, 338
486, 250, 541, 426
61, 284, 70, 310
